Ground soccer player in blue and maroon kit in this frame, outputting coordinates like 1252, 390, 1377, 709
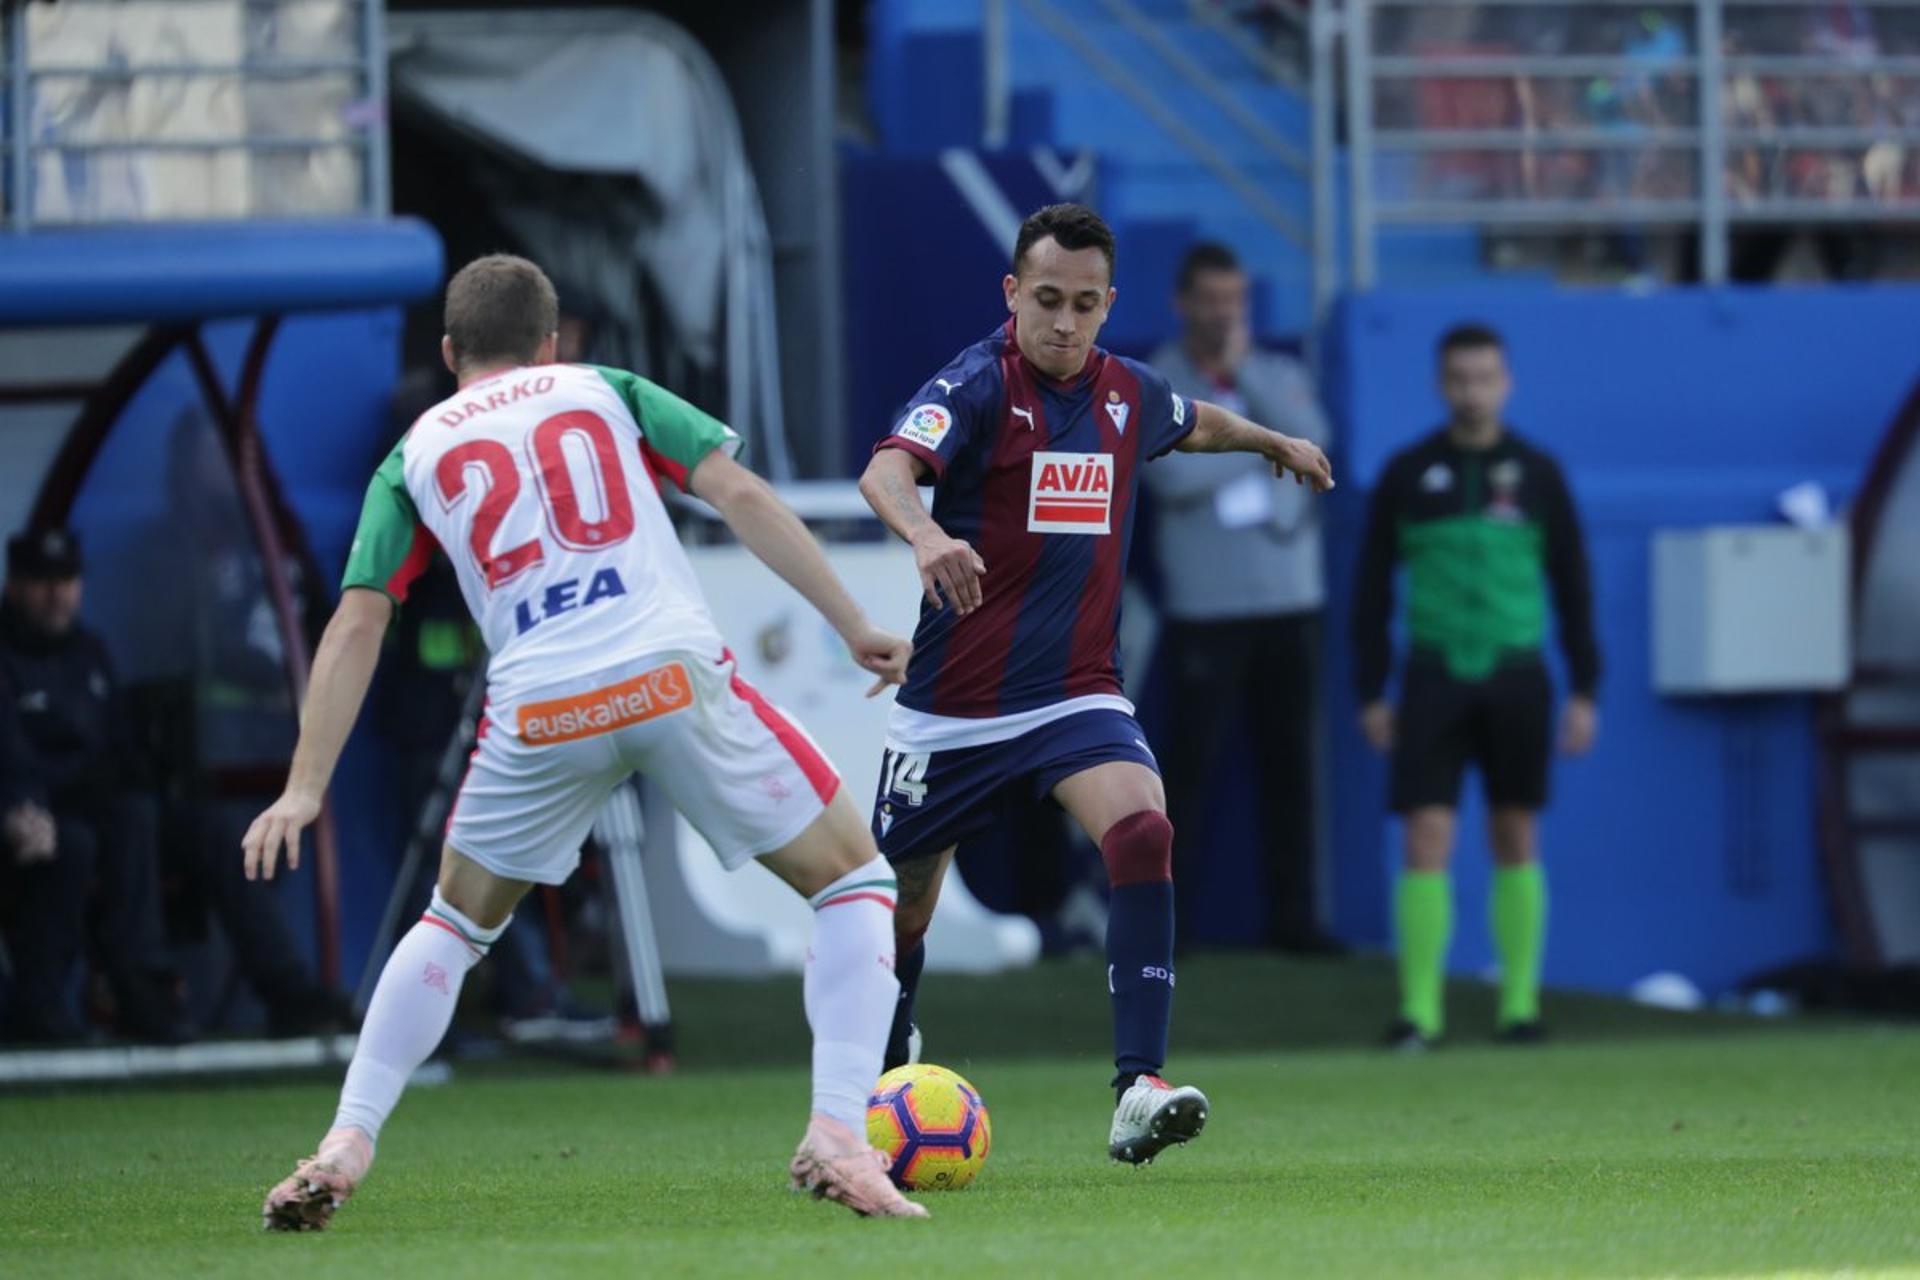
858, 205, 1334, 1163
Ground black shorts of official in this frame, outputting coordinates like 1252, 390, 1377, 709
1389, 653, 1553, 813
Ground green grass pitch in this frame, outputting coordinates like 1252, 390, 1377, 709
3, 955, 1918, 1278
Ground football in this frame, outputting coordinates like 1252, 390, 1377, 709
865, 1063, 992, 1190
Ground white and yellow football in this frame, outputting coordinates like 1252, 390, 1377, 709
865, 1063, 992, 1190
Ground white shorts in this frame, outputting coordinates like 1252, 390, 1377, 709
446, 649, 841, 885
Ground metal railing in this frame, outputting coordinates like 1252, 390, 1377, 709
1326, 0, 1920, 288
3, 0, 388, 228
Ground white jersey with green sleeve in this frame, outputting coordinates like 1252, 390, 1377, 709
341, 363, 741, 714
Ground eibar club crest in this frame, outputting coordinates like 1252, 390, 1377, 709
1104, 388, 1131, 435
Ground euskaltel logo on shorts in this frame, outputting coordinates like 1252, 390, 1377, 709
518, 662, 694, 744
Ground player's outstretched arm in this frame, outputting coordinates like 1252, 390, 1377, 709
242, 587, 392, 881
690, 449, 912, 695
1178, 400, 1335, 492
857, 449, 987, 616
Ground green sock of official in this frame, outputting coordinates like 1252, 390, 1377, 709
1395, 871, 1452, 1038
1491, 863, 1547, 1027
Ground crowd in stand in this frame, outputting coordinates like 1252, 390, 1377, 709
1369, 3, 1920, 207
1207, 2, 1920, 209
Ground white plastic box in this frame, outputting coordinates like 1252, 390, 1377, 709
1651, 526, 1851, 694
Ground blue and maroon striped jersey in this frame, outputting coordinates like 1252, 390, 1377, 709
875, 319, 1193, 721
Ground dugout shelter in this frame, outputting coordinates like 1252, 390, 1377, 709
0, 219, 444, 996
1823, 376, 1920, 971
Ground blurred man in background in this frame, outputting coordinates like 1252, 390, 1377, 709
1352, 324, 1600, 1050
1146, 242, 1340, 955
0, 529, 191, 1043
0, 662, 70, 1037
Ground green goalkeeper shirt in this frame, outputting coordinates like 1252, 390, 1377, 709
1351, 426, 1601, 700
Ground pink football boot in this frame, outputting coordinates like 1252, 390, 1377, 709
788, 1114, 929, 1219
262, 1127, 374, 1231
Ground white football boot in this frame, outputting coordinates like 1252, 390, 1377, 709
1108, 1074, 1209, 1165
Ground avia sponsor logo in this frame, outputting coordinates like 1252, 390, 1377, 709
1028, 451, 1113, 534
517, 660, 694, 745
513, 567, 627, 634
436, 375, 556, 427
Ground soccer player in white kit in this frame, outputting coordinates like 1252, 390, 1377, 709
247, 254, 926, 1226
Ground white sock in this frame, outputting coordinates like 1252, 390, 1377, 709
331, 888, 508, 1145
804, 857, 900, 1131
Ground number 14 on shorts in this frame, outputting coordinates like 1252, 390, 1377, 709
883, 749, 931, 807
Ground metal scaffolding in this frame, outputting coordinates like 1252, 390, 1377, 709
3, 0, 388, 227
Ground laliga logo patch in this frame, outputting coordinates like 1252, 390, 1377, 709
897, 403, 952, 451
1028, 451, 1113, 534
1104, 389, 1131, 435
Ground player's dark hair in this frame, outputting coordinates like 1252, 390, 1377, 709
1176, 241, 1242, 293
1013, 204, 1117, 282
444, 253, 560, 370
1437, 322, 1505, 363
